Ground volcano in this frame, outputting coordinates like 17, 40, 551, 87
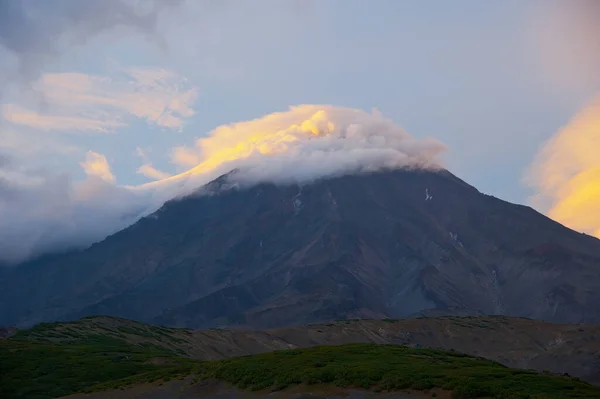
2, 168, 600, 329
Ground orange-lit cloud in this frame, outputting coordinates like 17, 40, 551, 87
154, 105, 446, 196
168, 108, 335, 177
2, 68, 198, 133
171, 146, 203, 169
525, 96, 600, 238
80, 151, 115, 183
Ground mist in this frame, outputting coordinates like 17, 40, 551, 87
0, 160, 155, 265
0, 105, 446, 265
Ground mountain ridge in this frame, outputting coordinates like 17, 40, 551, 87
1, 167, 600, 329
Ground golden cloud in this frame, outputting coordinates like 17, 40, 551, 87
526, 96, 600, 238
80, 151, 115, 183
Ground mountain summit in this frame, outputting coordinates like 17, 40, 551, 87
2, 168, 600, 328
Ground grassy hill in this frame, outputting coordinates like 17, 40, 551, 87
6, 314, 600, 384
2, 317, 600, 399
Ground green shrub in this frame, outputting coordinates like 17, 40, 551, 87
2, 336, 599, 399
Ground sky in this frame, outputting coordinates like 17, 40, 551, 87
1, 0, 599, 263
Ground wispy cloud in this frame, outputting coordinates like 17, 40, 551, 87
2, 103, 126, 133
137, 164, 171, 181
135, 146, 172, 181
2, 68, 198, 133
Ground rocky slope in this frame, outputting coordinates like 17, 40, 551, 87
1, 168, 600, 328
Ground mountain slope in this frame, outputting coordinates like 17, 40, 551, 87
1, 168, 600, 328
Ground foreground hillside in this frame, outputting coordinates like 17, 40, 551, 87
2, 315, 600, 398
6, 315, 600, 385
2, 336, 598, 399
4, 169, 600, 329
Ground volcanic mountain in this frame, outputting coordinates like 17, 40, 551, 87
1, 168, 600, 329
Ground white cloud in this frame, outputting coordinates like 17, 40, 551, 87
2, 68, 198, 133
0, 169, 153, 265
0, 104, 446, 264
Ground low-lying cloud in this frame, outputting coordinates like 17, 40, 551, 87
525, 96, 600, 238
0, 160, 154, 265
1, 105, 446, 264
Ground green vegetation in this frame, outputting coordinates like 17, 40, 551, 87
199, 344, 600, 399
10, 316, 193, 355
1, 318, 599, 399
0, 334, 197, 399
1, 317, 199, 399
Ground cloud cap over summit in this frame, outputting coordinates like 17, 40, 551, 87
0, 105, 445, 264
